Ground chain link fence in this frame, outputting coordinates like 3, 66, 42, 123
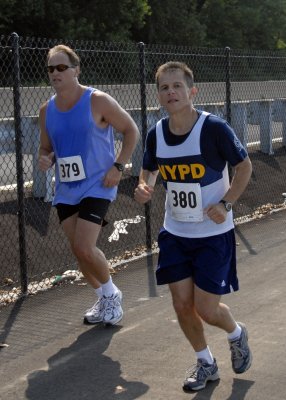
1, 33, 286, 305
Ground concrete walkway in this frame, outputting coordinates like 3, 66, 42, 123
0, 209, 286, 400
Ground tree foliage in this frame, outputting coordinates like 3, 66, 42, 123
1, 0, 286, 49
198, 0, 286, 49
132, 0, 206, 45
0, 0, 151, 41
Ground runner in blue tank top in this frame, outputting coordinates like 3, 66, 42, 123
135, 61, 253, 392
38, 44, 139, 326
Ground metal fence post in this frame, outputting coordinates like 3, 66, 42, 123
138, 42, 152, 251
11, 32, 28, 295
225, 46, 233, 182
225, 46, 231, 124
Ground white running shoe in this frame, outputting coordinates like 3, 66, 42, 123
83, 297, 104, 324
102, 290, 123, 325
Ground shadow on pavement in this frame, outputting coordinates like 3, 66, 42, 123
188, 378, 254, 400
0, 297, 25, 347
25, 325, 149, 400
225, 378, 255, 400
145, 253, 158, 298
234, 227, 257, 256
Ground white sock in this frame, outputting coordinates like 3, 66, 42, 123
195, 346, 214, 365
227, 323, 242, 341
101, 277, 118, 297
94, 287, 102, 298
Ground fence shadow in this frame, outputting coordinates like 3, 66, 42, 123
0, 296, 26, 347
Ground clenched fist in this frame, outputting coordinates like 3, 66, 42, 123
38, 152, 55, 171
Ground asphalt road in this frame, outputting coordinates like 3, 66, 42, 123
0, 209, 286, 399
1, 81, 286, 118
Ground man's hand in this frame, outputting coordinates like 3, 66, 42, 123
204, 203, 228, 224
103, 165, 122, 188
134, 183, 154, 204
38, 152, 55, 171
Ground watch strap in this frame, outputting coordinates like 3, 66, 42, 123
219, 199, 232, 211
114, 162, 125, 172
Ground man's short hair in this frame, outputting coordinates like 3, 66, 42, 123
155, 61, 194, 89
47, 45, 80, 67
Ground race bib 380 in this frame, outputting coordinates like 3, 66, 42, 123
167, 181, 203, 222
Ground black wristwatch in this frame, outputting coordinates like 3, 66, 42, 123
114, 162, 125, 172
219, 199, 232, 212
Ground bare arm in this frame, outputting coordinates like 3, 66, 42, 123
221, 156, 252, 204
134, 168, 159, 204
38, 103, 55, 171
91, 92, 140, 187
206, 156, 252, 223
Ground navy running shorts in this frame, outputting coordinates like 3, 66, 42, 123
156, 228, 239, 295
55, 197, 111, 225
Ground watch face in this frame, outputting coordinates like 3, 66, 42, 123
114, 162, 124, 171
220, 200, 232, 211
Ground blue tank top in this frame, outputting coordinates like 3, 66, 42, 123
46, 87, 117, 205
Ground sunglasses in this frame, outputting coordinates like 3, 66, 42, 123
47, 64, 76, 73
